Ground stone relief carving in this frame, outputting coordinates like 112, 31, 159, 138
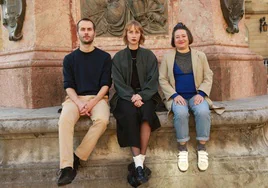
0, 0, 26, 41
81, 0, 167, 36
220, 0, 244, 34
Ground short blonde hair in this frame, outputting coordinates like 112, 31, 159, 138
123, 20, 145, 45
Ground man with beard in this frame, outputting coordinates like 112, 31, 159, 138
57, 18, 112, 186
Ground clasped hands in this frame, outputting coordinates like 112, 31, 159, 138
131, 94, 143, 108
77, 99, 96, 116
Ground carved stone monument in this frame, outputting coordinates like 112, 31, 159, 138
220, 0, 244, 34
0, 0, 266, 108
0, 0, 26, 41
81, 0, 168, 36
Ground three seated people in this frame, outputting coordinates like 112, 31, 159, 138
57, 18, 215, 186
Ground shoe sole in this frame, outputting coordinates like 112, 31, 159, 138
57, 171, 77, 186
178, 162, 189, 172
57, 181, 72, 186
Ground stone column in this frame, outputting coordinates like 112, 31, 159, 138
176, 0, 267, 100
0, 0, 78, 108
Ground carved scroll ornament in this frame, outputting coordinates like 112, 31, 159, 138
0, 0, 26, 41
81, 0, 168, 37
220, 0, 244, 34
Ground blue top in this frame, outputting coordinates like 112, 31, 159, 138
171, 57, 206, 99
172, 62, 197, 99
63, 47, 112, 95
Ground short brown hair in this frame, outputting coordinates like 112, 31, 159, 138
171, 22, 193, 47
77, 18, 96, 32
123, 20, 145, 45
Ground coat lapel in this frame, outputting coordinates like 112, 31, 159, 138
125, 48, 133, 85
136, 48, 144, 87
191, 49, 198, 87
167, 50, 176, 88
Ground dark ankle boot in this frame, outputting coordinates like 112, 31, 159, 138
73, 153, 80, 171
57, 167, 77, 186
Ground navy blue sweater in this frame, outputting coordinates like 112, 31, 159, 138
63, 48, 112, 95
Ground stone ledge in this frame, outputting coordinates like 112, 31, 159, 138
1, 95, 268, 135
0, 96, 268, 187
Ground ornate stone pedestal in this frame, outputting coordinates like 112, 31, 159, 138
0, 1, 78, 108
0, 0, 266, 108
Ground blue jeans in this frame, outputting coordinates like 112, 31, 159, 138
172, 96, 211, 143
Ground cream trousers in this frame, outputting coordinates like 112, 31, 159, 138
58, 95, 110, 169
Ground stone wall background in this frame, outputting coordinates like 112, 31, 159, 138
0, 24, 2, 51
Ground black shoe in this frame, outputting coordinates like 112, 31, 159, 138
144, 165, 152, 178
57, 167, 77, 186
135, 166, 148, 184
127, 162, 151, 178
73, 153, 80, 171
127, 163, 150, 187
127, 164, 141, 188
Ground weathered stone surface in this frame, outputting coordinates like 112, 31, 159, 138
0, 0, 73, 108
0, 50, 67, 108
0, 96, 268, 187
1, 157, 268, 188
0, 0, 267, 108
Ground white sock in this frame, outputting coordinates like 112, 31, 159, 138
140, 154, 146, 164
133, 154, 143, 168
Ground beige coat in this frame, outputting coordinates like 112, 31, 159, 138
159, 48, 224, 115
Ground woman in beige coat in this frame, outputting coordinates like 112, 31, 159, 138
159, 22, 213, 172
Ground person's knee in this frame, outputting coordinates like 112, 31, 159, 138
173, 107, 189, 118
94, 117, 109, 129
194, 108, 210, 117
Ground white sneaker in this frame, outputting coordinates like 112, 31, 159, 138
177, 151, 189, 172
197, 150, 209, 171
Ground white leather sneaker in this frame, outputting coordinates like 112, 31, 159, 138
177, 151, 189, 172
197, 150, 209, 171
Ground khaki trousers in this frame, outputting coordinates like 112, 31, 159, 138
58, 95, 110, 169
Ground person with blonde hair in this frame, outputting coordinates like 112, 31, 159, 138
110, 20, 161, 186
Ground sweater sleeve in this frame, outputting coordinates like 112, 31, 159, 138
63, 55, 76, 90
198, 90, 207, 97
100, 54, 112, 88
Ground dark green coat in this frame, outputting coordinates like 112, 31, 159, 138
110, 47, 159, 112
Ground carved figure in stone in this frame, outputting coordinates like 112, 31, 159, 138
220, 0, 244, 34
0, 0, 26, 41
81, 0, 167, 36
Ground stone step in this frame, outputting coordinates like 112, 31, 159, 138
1, 156, 268, 188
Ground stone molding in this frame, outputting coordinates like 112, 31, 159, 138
0, 49, 70, 69
1, 104, 268, 135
